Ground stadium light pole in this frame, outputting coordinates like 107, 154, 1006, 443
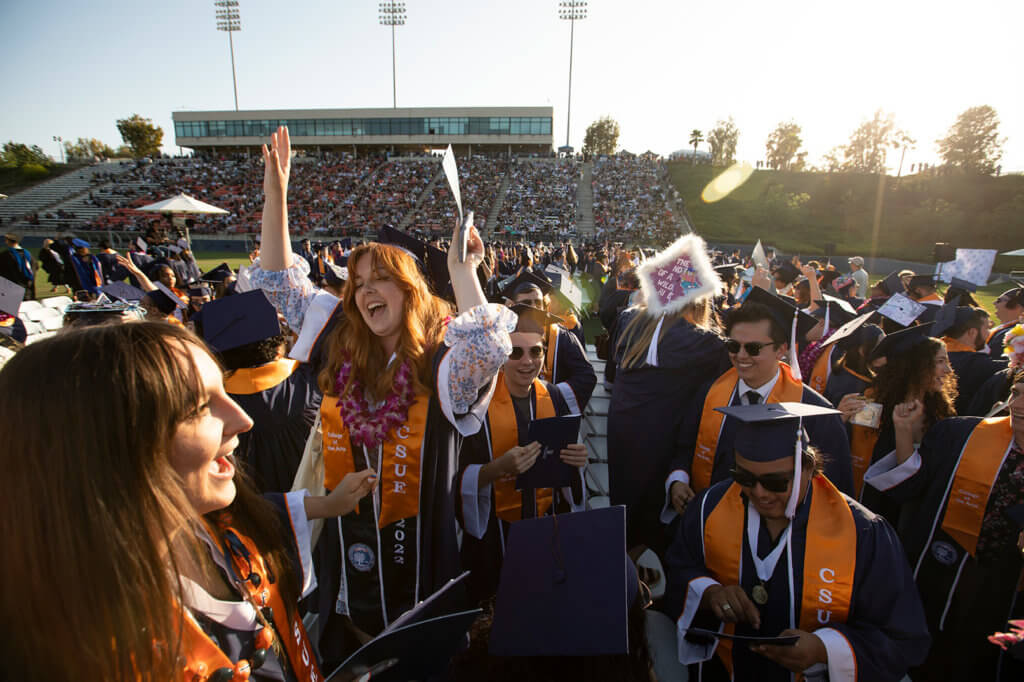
558, 0, 587, 153
379, 2, 407, 108
52, 135, 64, 164
215, 0, 241, 111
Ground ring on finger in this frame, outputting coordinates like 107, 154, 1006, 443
721, 603, 732, 611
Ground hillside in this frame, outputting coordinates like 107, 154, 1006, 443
668, 163, 1024, 269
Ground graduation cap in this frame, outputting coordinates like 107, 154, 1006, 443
187, 284, 212, 299
378, 225, 428, 263
199, 262, 234, 283
500, 270, 553, 302
907, 274, 938, 291
874, 292, 928, 328
743, 287, 819, 341
948, 277, 978, 294
869, 322, 935, 362
143, 289, 179, 315
810, 297, 857, 333
323, 262, 348, 288
0, 274, 26, 317
71, 238, 90, 249
198, 289, 281, 354
510, 303, 561, 335
932, 298, 978, 338
544, 265, 583, 311
819, 311, 876, 349
100, 281, 146, 303
635, 232, 721, 317
377, 227, 451, 296
772, 262, 801, 286
489, 506, 631, 656
876, 271, 906, 297
715, 402, 840, 518
153, 282, 186, 309
998, 284, 1024, 306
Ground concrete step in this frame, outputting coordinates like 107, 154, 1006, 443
585, 462, 609, 496
587, 396, 610, 416
583, 414, 607, 436
585, 434, 607, 463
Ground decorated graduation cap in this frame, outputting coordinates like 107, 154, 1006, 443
0, 274, 26, 317
500, 270, 554, 302
100, 281, 146, 303
489, 505, 631, 656
198, 289, 281, 354
510, 303, 562, 335
874, 292, 928, 329
742, 286, 818, 379
715, 402, 840, 518
200, 262, 234, 283
635, 232, 721, 317
870, 321, 935, 362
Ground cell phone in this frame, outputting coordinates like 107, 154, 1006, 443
850, 401, 883, 429
456, 210, 474, 264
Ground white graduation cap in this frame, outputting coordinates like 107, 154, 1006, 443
636, 232, 721, 317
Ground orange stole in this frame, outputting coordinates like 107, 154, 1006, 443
703, 476, 856, 673
542, 323, 558, 382
941, 417, 1014, 556
179, 526, 321, 682
224, 358, 298, 395
563, 312, 580, 331
849, 388, 879, 498
942, 336, 977, 354
692, 364, 805, 492
918, 293, 942, 303
488, 375, 557, 521
809, 345, 836, 394
988, 321, 1015, 343
319, 393, 430, 528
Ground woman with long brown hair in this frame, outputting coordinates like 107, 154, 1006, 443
0, 322, 376, 681
249, 127, 516, 666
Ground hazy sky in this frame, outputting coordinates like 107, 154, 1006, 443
4, 0, 1022, 171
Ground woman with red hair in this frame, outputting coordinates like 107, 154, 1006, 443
250, 127, 515, 666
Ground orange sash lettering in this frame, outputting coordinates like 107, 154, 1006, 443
488, 374, 556, 521
703, 476, 856, 673
941, 417, 1014, 556
692, 364, 804, 492
320, 393, 430, 528
809, 345, 835, 395
224, 359, 299, 395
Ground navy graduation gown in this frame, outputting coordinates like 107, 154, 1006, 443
948, 349, 1008, 416
229, 364, 322, 495
863, 417, 1024, 681
987, 322, 1016, 357
671, 376, 855, 496
967, 367, 1014, 418
548, 325, 597, 413
663, 478, 931, 682
455, 380, 574, 604
823, 367, 869, 410
607, 317, 731, 552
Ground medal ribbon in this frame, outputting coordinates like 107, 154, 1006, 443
746, 505, 792, 589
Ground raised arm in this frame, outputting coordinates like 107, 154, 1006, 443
116, 255, 156, 292
260, 126, 293, 272
447, 219, 488, 314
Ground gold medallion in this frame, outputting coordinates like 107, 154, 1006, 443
752, 584, 769, 605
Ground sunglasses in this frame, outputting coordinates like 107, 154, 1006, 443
509, 346, 544, 360
731, 466, 794, 493
725, 340, 778, 356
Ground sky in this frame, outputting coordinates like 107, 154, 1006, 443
4, 0, 1023, 172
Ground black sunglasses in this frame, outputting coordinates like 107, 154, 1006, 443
509, 346, 544, 360
731, 466, 794, 493
725, 340, 778, 356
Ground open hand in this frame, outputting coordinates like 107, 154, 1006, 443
670, 480, 695, 514
116, 254, 141, 275
262, 126, 291, 204
837, 393, 866, 423
752, 267, 772, 291
499, 441, 541, 475
752, 629, 827, 672
559, 443, 588, 469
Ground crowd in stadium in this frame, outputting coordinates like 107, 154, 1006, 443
495, 158, 580, 236
592, 155, 685, 244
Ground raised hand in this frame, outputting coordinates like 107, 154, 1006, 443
305, 469, 378, 519
262, 126, 291, 205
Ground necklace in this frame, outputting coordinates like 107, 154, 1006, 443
335, 355, 415, 447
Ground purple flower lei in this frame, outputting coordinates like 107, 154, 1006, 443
335, 356, 415, 448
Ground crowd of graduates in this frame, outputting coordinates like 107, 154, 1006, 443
2, 124, 1024, 681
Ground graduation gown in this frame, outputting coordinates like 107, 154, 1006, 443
668, 367, 855, 501
823, 366, 871, 411
542, 322, 597, 413
663, 476, 931, 682
967, 367, 1015, 418
607, 315, 731, 552
226, 359, 322, 495
987, 320, 1017, 357
37, 246, 65, 285
315, 346, 492, 666
455, 377, 581, 604
948, 347, 1008, 416
863, 417, 1024, 681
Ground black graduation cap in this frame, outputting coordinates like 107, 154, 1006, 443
499, 270, 553, 302
340, 237, 352, 250
876, 271, 906, 297
101, 281, 146, 303
199, 289, 281, 353
0, 274, 26, 317
820, 311, 876, 349
510, 303, 562, 334
999, 284, 1024, 306
199, 262, 234, 283
932, 299, 977, 338
743, 286, 818, 340
810, 299, 857, 328
948, 277, 978, 294
129, 251, 155, 272
489, 506, 631, 656
144, 289, 179, 315
544, 266, 583, 311
425, 244, 451, 297
188, 284, 212, 299
907, 274, 938, 290
323, 262, 347, 288
869, 322, 935, 362
714, 263, 742, 279
773, 262, 801, 286
378, 226, 428, 263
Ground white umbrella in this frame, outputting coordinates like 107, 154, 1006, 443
137, 193, 229, 215
1000, 248, 1024, 257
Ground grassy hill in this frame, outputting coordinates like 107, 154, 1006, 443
669, 162, 1024, 270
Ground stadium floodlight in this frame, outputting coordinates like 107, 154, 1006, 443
52, 135, 64, 164
214, 0, 242, 111
379, 1, 407, 108
558, 0, 587, 153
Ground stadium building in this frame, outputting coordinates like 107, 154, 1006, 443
172, 106, 554, 157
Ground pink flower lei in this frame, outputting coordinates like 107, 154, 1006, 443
334, 355, 416, 448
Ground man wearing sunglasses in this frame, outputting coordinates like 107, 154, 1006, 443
987, 285, 1024, 356
664, 290, 853, 521
665, 402, 930, 681
455, 304, 588, 603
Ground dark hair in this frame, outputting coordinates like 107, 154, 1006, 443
872, 337, 957, 432
835, 324, 884, 377
725, 302, 787, 346
945, 307, 988, 339
217, 334, 289, 371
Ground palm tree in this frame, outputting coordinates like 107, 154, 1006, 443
689, 129, 704, 165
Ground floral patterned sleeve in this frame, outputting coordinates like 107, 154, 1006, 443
437, 303, 517, 434
246, 255, 317, 331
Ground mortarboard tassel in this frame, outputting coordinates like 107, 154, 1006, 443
785, 418, 804, 519
789, 309, 802, 381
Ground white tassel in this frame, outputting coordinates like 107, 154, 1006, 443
789, 310, 802, 381
785, 420, 804, 519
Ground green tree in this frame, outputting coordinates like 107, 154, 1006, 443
116, 114, 163, 158
582, 116, 620, 157
1, 142, 52, 169
839, 110, 908, 174
765, 121, 807, 171
937, 105, 1005, 175
708, 117, 739, 166
688, 129, 704, 165
64, 137, 116, 162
